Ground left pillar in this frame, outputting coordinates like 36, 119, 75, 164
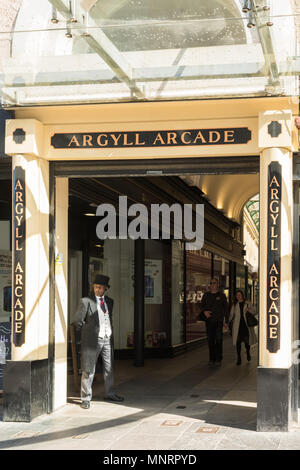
3, 120, 50, 421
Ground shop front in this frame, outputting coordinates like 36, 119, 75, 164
0, 95, 298, 433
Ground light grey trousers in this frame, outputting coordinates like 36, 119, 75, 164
81, 337, 114, 402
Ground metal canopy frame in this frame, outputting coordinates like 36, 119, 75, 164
48, 0, 144, 98
0, 0, 298, 105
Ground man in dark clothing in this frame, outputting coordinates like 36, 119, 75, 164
73, 274, 124, 409
199, 278, 229, 366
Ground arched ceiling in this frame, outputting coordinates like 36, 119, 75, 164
180, 173, 259, 223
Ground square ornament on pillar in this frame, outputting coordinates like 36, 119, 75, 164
5, 119, 44, 157
258, 110, 294, 151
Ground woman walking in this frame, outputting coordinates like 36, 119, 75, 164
229, 290, 257, 365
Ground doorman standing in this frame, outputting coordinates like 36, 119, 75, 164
73, 274, 124, 409
199, 278, 229, 366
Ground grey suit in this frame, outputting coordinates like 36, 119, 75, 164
73, 294, 114, 401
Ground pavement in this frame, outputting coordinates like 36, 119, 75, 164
0, 334, 300, 451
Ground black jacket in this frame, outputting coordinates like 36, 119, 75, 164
73, 294, 114, 373
199, 291, 229, 323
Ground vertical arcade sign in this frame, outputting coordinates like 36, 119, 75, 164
12, 167, 26, 346
267, 162, 281, 353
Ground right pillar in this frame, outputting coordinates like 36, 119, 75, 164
257, 109, 298, 431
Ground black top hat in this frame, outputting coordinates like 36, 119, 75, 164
93, 274, 110, 288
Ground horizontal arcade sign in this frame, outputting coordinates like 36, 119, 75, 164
50, 127, 252, 149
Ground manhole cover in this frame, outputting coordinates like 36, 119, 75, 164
161, 420, 183, 427
72, 433, 90, 439
196, 426, 219, 434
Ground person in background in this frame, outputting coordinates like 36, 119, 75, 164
199, 278, 229, 366
228, 289, 257, 366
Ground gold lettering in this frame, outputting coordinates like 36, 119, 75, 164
270, 213, 279, 225
271, 239, 278, 251
111, 134, 122, 146
15, 311, 24, 322
15, 240, 23, 251
15, 180, 23, 191
135, 133, 145, 146
268, 301, 279, 313
209, 131, 221, 143
270, 275, 279, 288
269, 327, 278, 338
269, 288, 279, 301
15, 274, 23, 285
123, 133, 134, 146
224, 130, 235, 143
269, 175, 280, 187
15, 262, 23, 273
269, 264, 279, 275
270, 200, 279, 213
15, 215, 23, 226
271, 226, 278, 238
15, 322, 22, 333
181, 131, 192, 144
167, 132, 177, 145
193, 131, 206, 144
153, 133, 166, 145
68, 135, 80, 147
15, 192, 23, 202
15, 203, 23, 215
83, 134, 93, 147
271, 188, 279, 200
14, 286, 23, 297
15, 227, 22, 239
269, 314, 279, 326
97, 134, 108, 147
14, 298, 23, 309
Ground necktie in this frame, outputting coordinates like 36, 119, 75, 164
100, 297, 106, 313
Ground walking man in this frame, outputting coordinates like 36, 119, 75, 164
73, 274, 124, 409
199, 278, 229, 366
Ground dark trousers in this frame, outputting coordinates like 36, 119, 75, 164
206, 320, 223, 362
236, 336, 250, 358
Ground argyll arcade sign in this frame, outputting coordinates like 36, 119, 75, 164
267, 162, 281, 353
51, 127, 252, 149
12, 167, 26, 347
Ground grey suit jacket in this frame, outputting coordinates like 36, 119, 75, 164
73, 294, 114, 373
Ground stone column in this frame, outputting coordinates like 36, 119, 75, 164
3, 119, 50, 421
257, 110, 297, 431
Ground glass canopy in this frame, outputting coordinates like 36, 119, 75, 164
0, 0, 299, 106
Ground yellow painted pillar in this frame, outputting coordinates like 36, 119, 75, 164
257, 110, 297, 431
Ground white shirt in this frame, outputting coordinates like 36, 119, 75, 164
96, 296, 112, 339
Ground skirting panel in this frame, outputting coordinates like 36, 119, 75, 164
257, 366, 296, 432
3, 359, 49, 422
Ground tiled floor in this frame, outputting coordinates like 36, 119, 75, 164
0, 335, 300, 450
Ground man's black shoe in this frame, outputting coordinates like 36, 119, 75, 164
104, 393, 124, 402
80, 401, 90, 409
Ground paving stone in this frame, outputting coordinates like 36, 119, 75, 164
0, 338, 299, 450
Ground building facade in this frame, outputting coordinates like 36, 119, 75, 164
0, 0, 299, 432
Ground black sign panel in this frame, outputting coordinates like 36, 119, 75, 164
267, 162, 281, 353
12, 166, 26, 347
51, 127, 252, 149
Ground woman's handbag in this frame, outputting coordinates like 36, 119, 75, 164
246, 311, 258, 327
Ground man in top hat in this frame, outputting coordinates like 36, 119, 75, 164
73, 274, 124, 409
